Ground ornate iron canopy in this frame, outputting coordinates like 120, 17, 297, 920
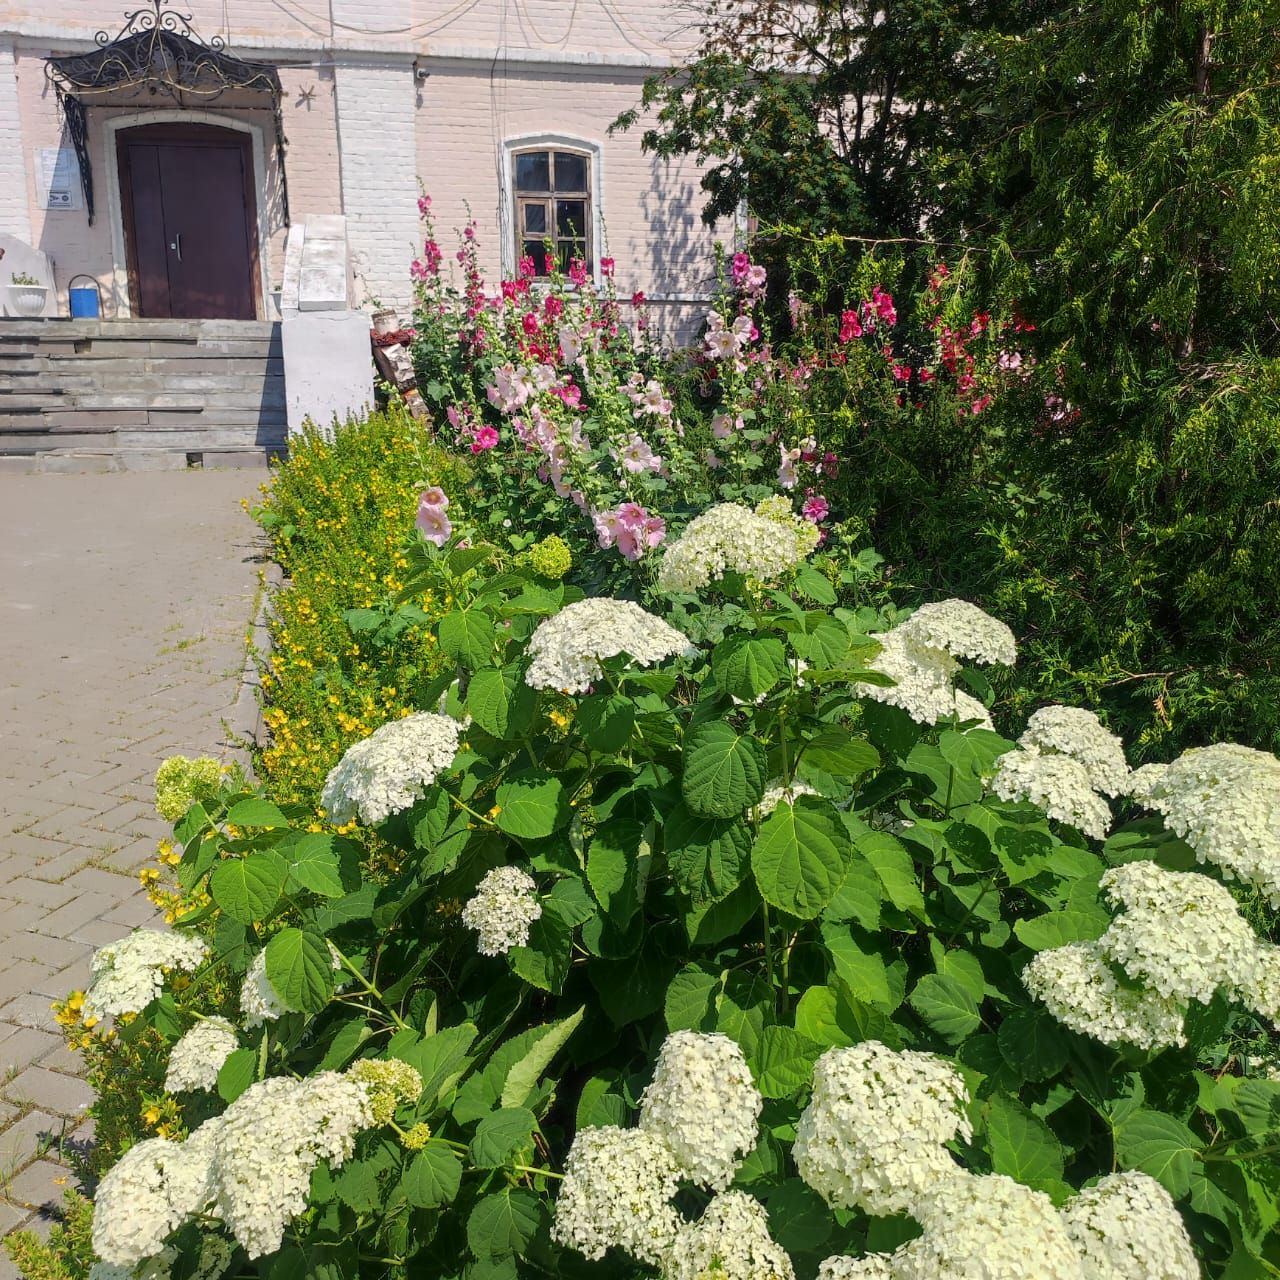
45, 0, 289, 225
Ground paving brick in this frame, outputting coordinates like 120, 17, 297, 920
0, 1029, 62, 1076
3, 1069, 94, 1118
0, 997, 56, 1033
0, 1113, 61, 1177
4, 1160, 77, 1212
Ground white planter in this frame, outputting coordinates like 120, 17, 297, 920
7, 285, 48, 318
371, 308, 399, 335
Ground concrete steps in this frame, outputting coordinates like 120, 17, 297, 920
0, 318, 288, 466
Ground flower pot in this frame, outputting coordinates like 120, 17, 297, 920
7, 285, 48, 318
371, 308, 399, 335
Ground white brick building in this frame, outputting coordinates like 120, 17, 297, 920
0, 0, 727, 330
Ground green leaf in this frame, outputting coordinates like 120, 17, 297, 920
217, 1047, 257, 1103
752, 1026, 822, 1099
470, 1107, 537, 1168
286, 833, 348, 898
665, 964, 720, 1032
209, 851, 287, 924
438, 609, 495, 668
509, 906, 573, 993
855, 829, 926, 917
577, 693, 636, 751
665, 802, 752, 903
1115, 1109, 1201, 1197
226, 797, 289, 828
500, 1007, 584, 1109
402, 1143, 463, 1208
264, 928, 335, 1013
986, 1094, 1065, 1189
1014, 910, 1108, 952
794, 563, 837, 605
823, 851, 882, 930
997, 1007, 1070, 1082
333, 1158, 382, 1213
909, 973, 981, 1044
682, 723, 768, 818
467, 1188, 541, 1260
804, 728, 880, 779
821, 922, 892, 1010
752, 796, 851, 919
712, 634, 787, 701
468, 665, 536, 739
495, 771, 567, 838
586, 819, 645, 925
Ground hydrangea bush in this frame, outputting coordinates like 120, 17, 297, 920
74, 499, 1280, 1279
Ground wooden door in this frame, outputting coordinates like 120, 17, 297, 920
118, 123, 260, 320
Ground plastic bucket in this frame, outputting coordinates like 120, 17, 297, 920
69, 285, 100, 319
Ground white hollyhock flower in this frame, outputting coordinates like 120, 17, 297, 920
551, 1126, 682, 1266
1021, 941, 1187, 1050
461, 866, 542, 955
894, 1172, 1085, 1280
1019, 705, 1129, 796
897, 599, 1017, 667
1061, 1170, 1199, 1279
84, 930, 208, 1021
656, 502, 809, 593
164, 1017, 240, 1094
320, 711, 461, 826
663, 1191, 795, 1280
1127, 742, 1280, 906
793, 1042, 971, 1217
639, 1031, 763, 1190
1099, 861, 1262, 1004
240, 948, 286, 1029
991, 748, 1113, 840
524, 598, 691, 694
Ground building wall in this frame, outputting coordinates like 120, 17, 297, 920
0, 0, 727, 330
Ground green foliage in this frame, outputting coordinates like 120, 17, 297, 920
3, 1190, 95, 1280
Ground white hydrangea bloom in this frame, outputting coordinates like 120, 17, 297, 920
894, 1173, 1085, 1280
855, 626, 962, 725
1020, 706, 1130, 797
638, 1031, 763, 1190
164, 1017, 240, 1094
1021, 941, 1187, 1050
1099, 861, 1262, 1004
991, 749, 1112, 840
461, 866, 542, 955
897, 599, 1017, 667
818, 1257, 901, 1280
1125, 742, 1280, 906
91, 1125, 221, 1266
663, 1191, 795, 1280
657, 502, 808, 593
793, 1042, 971, 1217
320, 711, 461, 826
1061, 1170, 1199, 1279
1239, 943, 1280, 1026
84, 929, 208, 1021
525, 598, 692, 694
210, 1071, 374, 1258
952, 690, 995, 731
551, 1126, 682, 1266
758, 781, 819, 818
240, 948, 286, 1029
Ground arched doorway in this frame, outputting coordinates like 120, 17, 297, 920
116, 122, 261, 319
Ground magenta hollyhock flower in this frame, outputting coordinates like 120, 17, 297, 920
416, 501, 452, 547
730, 252, 751, 283
802, 494, 829, 523
522, 312, 540, 336
471, 426, 500, 452
417, 194, 432, 216
600, 257, 615, 277
838, 309, 862, 342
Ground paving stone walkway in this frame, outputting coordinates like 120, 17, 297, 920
0, 469, 264, 1269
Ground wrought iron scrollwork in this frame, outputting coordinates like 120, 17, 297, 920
45, 0, 288, 226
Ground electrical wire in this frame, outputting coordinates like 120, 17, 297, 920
512, 0, 580, 49
263, 0, 487, 40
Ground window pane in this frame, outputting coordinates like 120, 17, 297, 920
521, 201, 547, 234
554, 151, 588, 192
556, 199, 587, 239
556, 241, 590, 273
522, 241, 550, 276
515, 151, 550, 193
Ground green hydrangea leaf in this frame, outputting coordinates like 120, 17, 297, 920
682, 723, 768, 818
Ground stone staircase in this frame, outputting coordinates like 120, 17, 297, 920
0, 318, 288, 469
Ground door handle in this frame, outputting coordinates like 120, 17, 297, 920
169, 233, 182, 261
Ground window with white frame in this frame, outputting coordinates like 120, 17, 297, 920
512, 147, 593, 277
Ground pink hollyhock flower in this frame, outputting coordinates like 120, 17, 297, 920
416, 501, 452, 547
417, 194, 432, 216
705, 450, 723, 469
630, 290, 646, 307
838, 309, 862, 342
615, 434, 662, 474
730, 252, 751, 284
568, 258, 589, 286
463, 223, 477, 241
420, 486, 449, 510
471, 426, 500, 452
600, 257, 615, 278
711, 413, 734, 439
615, 525, 645, 561
593, 508, 622, 549
615, 502, 648, 530
778, 443, 800, 490
802, 494, 829, 523
409, 260, 428, 283
745, 264, 767, 293
641, 515, 666, 547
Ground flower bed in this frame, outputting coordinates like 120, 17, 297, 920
19, 220, 1280, 1280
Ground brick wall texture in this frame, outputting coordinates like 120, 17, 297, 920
1, 0, 730, 321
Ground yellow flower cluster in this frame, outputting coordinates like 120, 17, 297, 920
52, 990, 107, 1050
